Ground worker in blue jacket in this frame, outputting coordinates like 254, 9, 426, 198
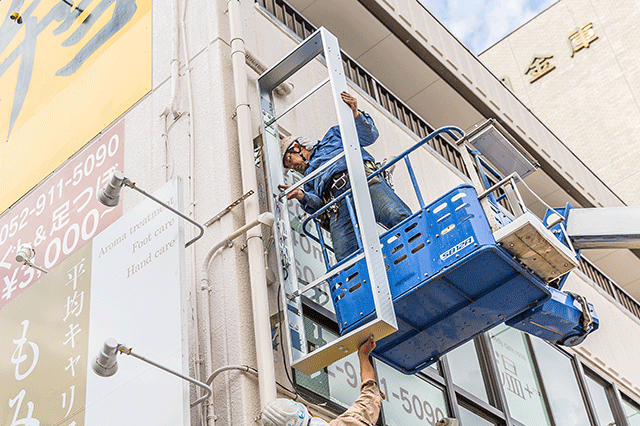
279, 91, 411, 262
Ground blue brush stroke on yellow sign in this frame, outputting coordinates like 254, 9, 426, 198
0, 0, 150, 213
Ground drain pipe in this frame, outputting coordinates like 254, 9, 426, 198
244, 49, 293, 97
200, 212, 274, 424
166, 0, 181, 119
227, 0, 277, 408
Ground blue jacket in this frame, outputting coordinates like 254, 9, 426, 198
300, 111, 378, 214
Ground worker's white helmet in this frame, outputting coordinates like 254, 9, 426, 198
281, 136, 313, 167
262, 398, 311, 426
281, 136, 299, 166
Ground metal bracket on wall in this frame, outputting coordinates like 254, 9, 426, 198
204, 190, 255, 227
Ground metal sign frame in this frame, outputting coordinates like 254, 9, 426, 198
257, 27, 397, 374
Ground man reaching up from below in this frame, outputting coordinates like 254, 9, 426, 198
262, 335, 383, 426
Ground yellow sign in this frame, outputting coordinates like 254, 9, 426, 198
0, 245, 91, 426
0, 0, 151, 213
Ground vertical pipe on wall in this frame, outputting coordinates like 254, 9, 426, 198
179, 0, 212, 422
180, 0, 197, 222
169, 0, 180, 118
227, 0, 277, 409
165, 0, 208, 420
160, 0, 182, 179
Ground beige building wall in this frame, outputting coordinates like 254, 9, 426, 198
480, 0, 640, 206
565, 272, 640, 397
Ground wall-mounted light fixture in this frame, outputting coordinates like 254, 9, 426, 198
92, 338, 212, 407
15, 243, 48, 273
97, 171, 205, 247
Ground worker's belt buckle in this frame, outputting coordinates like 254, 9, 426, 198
331, 174, 349, 192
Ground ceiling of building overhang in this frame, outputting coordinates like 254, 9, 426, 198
287, 0, 484, 130
282, 0, 640, 298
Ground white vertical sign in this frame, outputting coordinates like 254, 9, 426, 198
84, 177, 187, 425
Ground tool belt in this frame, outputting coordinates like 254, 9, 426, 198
322, 161, 380, 202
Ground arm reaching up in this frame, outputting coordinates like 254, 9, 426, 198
358, 335, 376, 384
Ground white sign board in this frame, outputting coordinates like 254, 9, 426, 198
85, 176, 187, 425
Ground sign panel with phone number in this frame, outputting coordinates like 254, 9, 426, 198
0, 120, 124, 310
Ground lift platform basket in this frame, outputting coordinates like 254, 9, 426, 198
328, 184, 551, 374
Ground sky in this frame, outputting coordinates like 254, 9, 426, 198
419, 0, 559, 55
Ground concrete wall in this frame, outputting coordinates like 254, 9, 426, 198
480, 0, 640, 206
119, 0, 264, 424
566, 272, 640, 399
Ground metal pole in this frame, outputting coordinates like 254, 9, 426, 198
118, 346, 212, 407
126, 182, 205, 247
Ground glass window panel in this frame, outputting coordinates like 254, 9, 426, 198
585, 375, 615, 426
294, 316, 361, 406
488, 325, 552, 426
447, 340, 490, 404
326, 351, 363, 406
375, 360, 448, 426
623, 398, 640, 426
529, 337, 591, 426
458, 405, 497, 426
285, 171, 336, 314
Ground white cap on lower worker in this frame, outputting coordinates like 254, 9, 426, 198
262, 398, 312, 426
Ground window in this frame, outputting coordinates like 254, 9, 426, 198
529, 337, 591, 426
422, 362, 440, 375
375, 360, 448, 426
488, 325, 551, 426
623, 397, 640, 426
294, 316, 364, 407
447, 340, 490, 404
584, 374, 615, 426
458, 405, 499, 426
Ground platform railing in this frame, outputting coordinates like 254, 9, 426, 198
299, 126, 465, 274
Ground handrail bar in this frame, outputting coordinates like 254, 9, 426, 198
300, 126, 464, 265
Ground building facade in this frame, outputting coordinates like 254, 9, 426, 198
0, 0, 639, 426
479, 0, 640, 207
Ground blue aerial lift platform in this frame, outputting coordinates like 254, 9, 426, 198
256, 27, 639, 376
324, 183, 551, 373
299, 126, 599, 374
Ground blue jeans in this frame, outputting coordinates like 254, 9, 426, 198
329, 181, 411, 262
